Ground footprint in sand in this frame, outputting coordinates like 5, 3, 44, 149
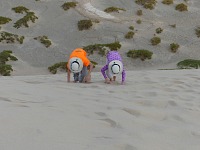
168, 100, 178, 107
99, 118, 117, 128
122, 108, 141, 117
95, 112, 107, 117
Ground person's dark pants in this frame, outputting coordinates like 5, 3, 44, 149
73, 66, 88, 82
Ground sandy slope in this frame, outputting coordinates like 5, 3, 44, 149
1, 70, 200, 150
0, 0, 200, 75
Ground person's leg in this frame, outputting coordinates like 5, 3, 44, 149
79, 66, 88, 82
113, 76, 116, 81
73, 73, 79, 82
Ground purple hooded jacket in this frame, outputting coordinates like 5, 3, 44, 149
101, 51, 126, 82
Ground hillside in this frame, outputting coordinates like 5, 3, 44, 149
0, 0, 200, 75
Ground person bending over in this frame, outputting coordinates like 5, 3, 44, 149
67, 48, 93, 83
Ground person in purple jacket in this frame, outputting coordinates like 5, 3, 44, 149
101, 51, 126, 84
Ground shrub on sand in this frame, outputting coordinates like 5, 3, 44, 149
195, 27, 200, 38
177, 59, 200, 69
162, 0, 173, 5
127, 49, 153, 61
125, 31, 135, 39
48, 62, 67, 74
135, 0, 157, 10
12, 6, 29, 14
61, 2, 78, 11
156, 27, 163, 34
175, 3, 188, 11
0, 31, 24, 44
150, 36, 161, 45
104, 7, 125, 13
170, 43, 180, 53
13, 12, 38, 28
0, 50, 18, 76
83, 42, 121, 56
34, 36, 52, 48
78, 20, 93, 31
136, 9, 143, 16
0, 16, 12, 25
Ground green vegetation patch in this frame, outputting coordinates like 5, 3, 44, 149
195, 27, 200, 38
127, 49, 153, 61
151, 36, 161, 45
129, 26, 134, 30
12, 6, 29, 14
136, 19, 142, 24
162, 0, 173, 5
0, 16, 12, 25
156, 27, 163, 34
104, 7, 125, 13
135, 0, 157, 10
170, 43, 180, 53
175, 3, 188, 11
83, 42, 121, 56
0, 50, 18, 76
61, 2, 78, 11
34, 36, 52, 48
14, 12, 38, 28
78, 20, 93, 31
136, 9, 143, 16
0, 31, 24, 44
177, 59, 200, 69
48, 62, 67, 74
125, 31, 135, 39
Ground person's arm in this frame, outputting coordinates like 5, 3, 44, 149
121, 69, 126, 84
87, 63, 93, 75
101, 65, 110, 84
84, 63, 93, 82
67, 62, 71, 82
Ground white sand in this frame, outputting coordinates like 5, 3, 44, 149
1, 0, 200, 149
1, 70, 200, 150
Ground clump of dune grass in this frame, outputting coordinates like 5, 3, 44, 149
104, 7, 125, 13
195, 27, 200, 38
162, 0, 173, 5
136, 19, 142, 24
0, 16, 12, 25
48, 62, 67, 74
136, 9, 143, 16
156, 27, 163, 34
13, 12, 38, 28
12, 6, 29, 14
83, 42, 121, 56
127, 49, 153, 61
177, 59, 200, 69
34, 36, 52, 48
151, 36, 161, 45
129, 26, 134, 30
0, 50, 18, 76
61, 2, 78, 11
0, 31, 24, 44
170, 43, 180, 53
78, 19, 93, 31
125, 31, 135, 39
175, 3, 188, 11
135, 0, 157, 10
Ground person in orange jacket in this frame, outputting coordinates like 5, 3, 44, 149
67, 48, 93, 83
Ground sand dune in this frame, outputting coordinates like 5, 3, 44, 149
1, 0, 200, 149
1, 70, 200, 150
